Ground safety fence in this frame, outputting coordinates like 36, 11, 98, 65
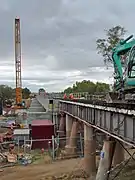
0, 134, 84, 167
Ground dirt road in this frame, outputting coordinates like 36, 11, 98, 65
0, 158, 85, 180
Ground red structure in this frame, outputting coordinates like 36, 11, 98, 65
31, 120, 54, 149
69, 93, 74, 100
63, 93, 67, 99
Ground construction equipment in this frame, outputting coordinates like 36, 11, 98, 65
108, 35, 135, 102
14, 17, 24, 108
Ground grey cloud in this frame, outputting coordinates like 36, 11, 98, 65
0, 0, 113, 66
0, 0, 135, 91
0, 70, 66, 82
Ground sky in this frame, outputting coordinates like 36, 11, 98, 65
0, 0, 135, 92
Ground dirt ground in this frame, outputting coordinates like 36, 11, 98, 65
0, 158, 86, 180
1, 150, 135, 180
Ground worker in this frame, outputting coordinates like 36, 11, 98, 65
69, 93, 74, 100
63, 93, 67, 99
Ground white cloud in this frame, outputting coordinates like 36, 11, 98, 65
0, 61, 114, 92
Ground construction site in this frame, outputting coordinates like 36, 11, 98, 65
1, 2, 135, 180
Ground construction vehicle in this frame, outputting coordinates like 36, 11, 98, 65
108, 35, 135, 102
14, 17, 25, 108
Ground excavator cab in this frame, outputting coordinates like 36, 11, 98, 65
126, 45, 135, 85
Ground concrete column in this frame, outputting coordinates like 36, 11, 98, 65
65, 114, 73, 146
58, 113, 65, 148
113, 141, 124, 166
65, 120, 78, 155
96, 140, 116, 180
83, 125, 96, 179
59, 113, 65, 136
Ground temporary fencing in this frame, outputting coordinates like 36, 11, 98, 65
0, 133, 84, 167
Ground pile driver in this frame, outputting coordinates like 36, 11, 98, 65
14, 17, 25, 108
109, 35, 135, 102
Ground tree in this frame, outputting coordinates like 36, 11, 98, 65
0, 85, 31, 100
64, 87, 72, 94
0, 85, 13, 100
39, 88, 45, 92
95, 82, 110, 93
64, 80, 110, 94
96, 26, 126, 64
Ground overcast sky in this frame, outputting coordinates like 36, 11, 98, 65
0, 0, 134, 92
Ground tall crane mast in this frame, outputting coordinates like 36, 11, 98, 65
15, 17, 22, 106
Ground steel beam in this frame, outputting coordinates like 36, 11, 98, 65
59, 100, 135, 147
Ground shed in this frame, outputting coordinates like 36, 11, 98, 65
13, 128, 30, 146
31, 120, 54, 149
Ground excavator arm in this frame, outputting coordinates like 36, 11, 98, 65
112, 35, 135, 91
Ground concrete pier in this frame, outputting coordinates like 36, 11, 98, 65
96, 140, 116, 180
65, 114, 73, 146
59, 113, 65, 136
58, 113, 66, 148
83, 125, 96, 179
65, 120, 78, 155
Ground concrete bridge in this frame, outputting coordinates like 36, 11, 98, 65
35, 95, 135, 179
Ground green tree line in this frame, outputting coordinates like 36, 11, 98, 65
0, 85, 31, 100
64, 80, 110, 94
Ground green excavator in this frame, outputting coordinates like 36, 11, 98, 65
107, 35, 135, 102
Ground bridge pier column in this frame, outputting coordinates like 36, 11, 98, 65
58, 113, 65, 148
83, 125, 96, 179
65, 120, 78, 155
96, 139, 116, 180
65, 114, 73, 146
113, 141, 125, 166
59, 113, 65, 134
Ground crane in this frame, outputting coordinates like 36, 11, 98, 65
14, 17, 23, 108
